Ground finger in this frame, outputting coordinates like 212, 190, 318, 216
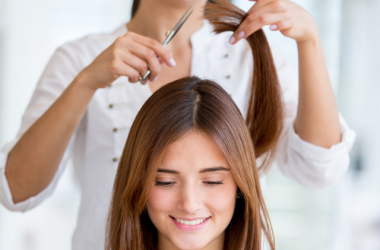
116, 49, 148, 79
125, 32, 176, 67
230, 12, 289, 44
125, 41, 162, 81
234, 0, 288, 39
114, 61, 141, 83
247, 0, 288, 21
270, 18, 294, 33
116, 49, 154, 83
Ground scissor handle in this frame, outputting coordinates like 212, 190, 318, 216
139, 70, 152, 82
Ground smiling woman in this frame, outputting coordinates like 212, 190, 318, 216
106, 76, 276, 250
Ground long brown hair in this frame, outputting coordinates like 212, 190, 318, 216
106, 77, 275, 250
206, 0, 284, 172
131, 0, 283, 173
108, 0, 284, 249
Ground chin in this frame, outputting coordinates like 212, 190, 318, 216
171, 235, 210, 250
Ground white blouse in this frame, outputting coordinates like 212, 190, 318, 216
0, 20, 355, 250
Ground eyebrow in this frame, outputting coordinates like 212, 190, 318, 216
199, 167, 230, 173
157, 169, 180, 174
157, 166, 230, 174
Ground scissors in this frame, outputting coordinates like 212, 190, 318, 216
139, 5, 194, 83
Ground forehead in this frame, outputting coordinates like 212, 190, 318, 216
160, 131, 229, 171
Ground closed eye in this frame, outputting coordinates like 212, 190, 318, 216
155, 181, 175, 187
205, 181, 223, 186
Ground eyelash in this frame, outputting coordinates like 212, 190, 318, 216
155, 181, 224, 187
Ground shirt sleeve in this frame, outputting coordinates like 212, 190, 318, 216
270, 44, 356, 190
0, 43, 83, 211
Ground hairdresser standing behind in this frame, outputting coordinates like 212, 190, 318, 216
0, 0, 355, 249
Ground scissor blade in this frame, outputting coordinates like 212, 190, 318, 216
166, 9, 194, 45
172, 4, 194, 33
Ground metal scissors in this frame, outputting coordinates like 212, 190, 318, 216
139, 5, 194, 83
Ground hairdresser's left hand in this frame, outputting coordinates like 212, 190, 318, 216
229, 0, 318, 44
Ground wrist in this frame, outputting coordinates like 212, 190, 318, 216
297, 30, 320, 48
72, 71, 98, 95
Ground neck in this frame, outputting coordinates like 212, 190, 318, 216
127, 0, 207, 51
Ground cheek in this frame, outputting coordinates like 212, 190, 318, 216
146, 187, 176, 219
205, 182, 237, 218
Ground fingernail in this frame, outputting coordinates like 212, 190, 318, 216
270, 24, 278, 31
238, 31, 245, 38
169, 57, 176, 67
152, 76, 158, 82
228, 35, 235, 44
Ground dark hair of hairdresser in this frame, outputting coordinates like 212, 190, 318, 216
132, 0, 284, 173
106, 76, 275, 250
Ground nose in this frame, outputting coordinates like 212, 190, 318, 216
177, 183, 203, 214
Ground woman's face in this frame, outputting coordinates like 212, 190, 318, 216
146, 131, 237, 250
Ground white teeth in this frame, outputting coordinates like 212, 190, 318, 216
174, 217, 207, 225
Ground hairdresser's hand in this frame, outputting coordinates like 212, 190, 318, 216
79, 32, 176, 90
229, 0, 318, 44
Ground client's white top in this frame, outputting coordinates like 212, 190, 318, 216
0, 20, 356, 250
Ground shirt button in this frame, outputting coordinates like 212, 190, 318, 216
113, 158, 118, 162
113, 128, 118, 132
109, 104, 114, 109
224, 54, 229, 58
226, 75, 231, 79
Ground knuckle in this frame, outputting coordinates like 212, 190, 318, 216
259, 15, 267, 24
115, 37, 124, 45
274, 0, 285, 9
284, 11, 291, 19
146, 49, 156, 58
139, 62, 148, 72
111, 48, 119, 59
246, 14, 255, 23
110, 61, 120, 75
148, 38, 160, 47
125, 31, 135, 39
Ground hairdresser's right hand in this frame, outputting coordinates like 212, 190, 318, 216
78, 32, 176, 90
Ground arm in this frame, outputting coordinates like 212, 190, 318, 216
229, 0, 340, 148
5, 75, 95, 203
295, 37, 340, 147
4, 32, 175, 204
268, 44, 356, 189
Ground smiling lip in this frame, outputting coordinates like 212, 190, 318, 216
170, 216, 210, 232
